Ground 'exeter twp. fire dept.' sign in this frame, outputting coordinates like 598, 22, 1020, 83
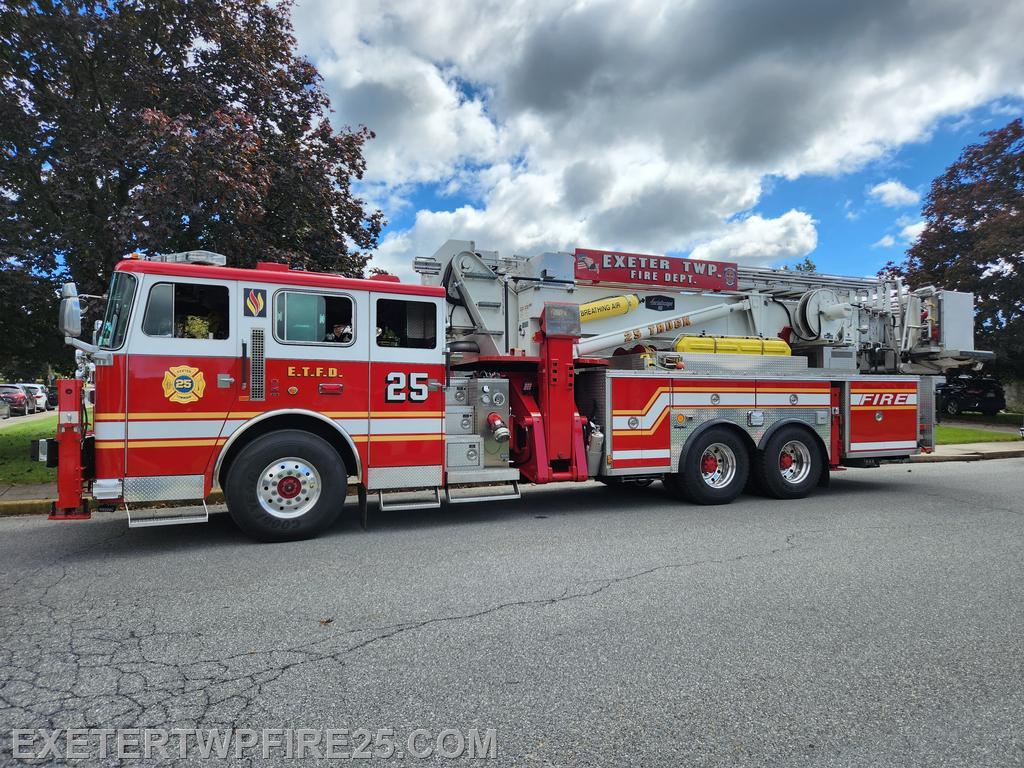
574, 248, 738, 292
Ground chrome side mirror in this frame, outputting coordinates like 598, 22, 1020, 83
58, 283, 82, 338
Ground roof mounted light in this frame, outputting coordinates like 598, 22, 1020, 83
148, 250, 227, 266
413, 256, 442, 276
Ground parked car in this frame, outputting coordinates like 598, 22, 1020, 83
936, 375, 1007, 418
17, 383, 48, 413
35, 384, 55, 410
0, 384, 33, 415
0, 398, 9, 420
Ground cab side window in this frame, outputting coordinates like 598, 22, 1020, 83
275, 292, 354, 344
376, 298, 436, 349
142, 283, 230, 340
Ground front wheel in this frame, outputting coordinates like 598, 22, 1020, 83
756, 426, 823, 500
225, 430, 347, 542
671, 427, 749, 505
943, 399, 960, 417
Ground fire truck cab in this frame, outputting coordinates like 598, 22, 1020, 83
52, 252, 449, 538
43, 242, 988, 541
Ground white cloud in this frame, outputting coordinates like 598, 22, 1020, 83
291, 0, 1024, 272
873, 234, 897, 248
688, 211, 817, 266
869, 180, 921, 207
900, 221, 927, 243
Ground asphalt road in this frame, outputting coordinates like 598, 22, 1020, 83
1, 459, 1023, 766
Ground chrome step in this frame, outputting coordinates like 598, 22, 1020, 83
377, 487, 442, 512
446, 481, 521, 505
127, 500, 209, 528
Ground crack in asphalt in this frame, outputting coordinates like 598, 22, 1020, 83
0, 528, 811, 763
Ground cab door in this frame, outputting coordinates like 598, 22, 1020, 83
122, 275, 239, 500
367, 292, 445, 490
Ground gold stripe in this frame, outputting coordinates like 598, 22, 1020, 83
613, 387, 671, 416
370, 434, 443, 442
129, 438, 228, 448
612, 407, 670, 437
675, 387, 759, 393
755, 387, 830, 393
98, 412, 230, 421
851, 405, 917, 411
99, 410, 444, 422
850, 388, 918, 394
370, 411, 443, 418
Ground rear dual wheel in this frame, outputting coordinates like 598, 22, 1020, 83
665, 427, 749, 505
756, 426, 823, 500
664, 425, 824, 504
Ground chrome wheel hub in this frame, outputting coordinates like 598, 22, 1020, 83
699, 443, 737, 488
779, 440, 812, 485
257, 457, 321, 518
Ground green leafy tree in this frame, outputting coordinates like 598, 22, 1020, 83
889, 118, 1024, 377
0, 0, 384, 377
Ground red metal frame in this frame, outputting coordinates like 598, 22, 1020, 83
50, 379, 90, 520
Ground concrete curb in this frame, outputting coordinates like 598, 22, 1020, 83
909, 447, 1024, 463
0, 492, 226, 518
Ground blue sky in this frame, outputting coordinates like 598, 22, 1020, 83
753, 104, 1021, 275
291, 0, 1024, 277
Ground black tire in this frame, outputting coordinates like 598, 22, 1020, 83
673, 427, 749, 505
981, 407, 999, 418
757, 425, 823, 500
943, 398, 960, 417
225, 430, 347, 542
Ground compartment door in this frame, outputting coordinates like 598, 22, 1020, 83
122, 276, 238, 500
846, 379, 919, 456
609, 375, 672, 472
367, 293, 446, 489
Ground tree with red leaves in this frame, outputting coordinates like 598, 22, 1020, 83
892, 119, 1024, 378
0, 0, 384, 377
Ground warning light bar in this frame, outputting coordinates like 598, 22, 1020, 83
140, 250, 228, 266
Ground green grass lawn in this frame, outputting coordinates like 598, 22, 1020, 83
945, 411, 1023, 428
935, 424, 1021, 445
0, 413, 58, 485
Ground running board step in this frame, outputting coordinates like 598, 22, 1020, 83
445, 481, 520, 505
377, 488, 441, 512
127, 500, 209, 528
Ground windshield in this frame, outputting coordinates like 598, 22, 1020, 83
97, 272, 137, 349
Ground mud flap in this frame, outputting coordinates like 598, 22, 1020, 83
358, 484, 368, 530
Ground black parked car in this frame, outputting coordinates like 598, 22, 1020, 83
936, 376, 1006, 417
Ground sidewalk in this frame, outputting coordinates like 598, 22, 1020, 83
910, 441, 1024, 463
1, 442, 1020, 517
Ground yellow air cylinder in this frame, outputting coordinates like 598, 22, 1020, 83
674, 335, 791, 356
579, 294, 640, 323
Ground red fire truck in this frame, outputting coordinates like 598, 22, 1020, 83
40, 241, 987, 540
